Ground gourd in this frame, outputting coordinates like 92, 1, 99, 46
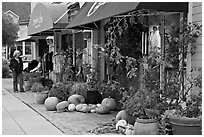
45, 97, 59, 111
76, 104, 84, 111
116, 120, 127, 132
116, 110, 128, 122
68, 94, 85, 105
97, 105, 110, 114
81, 105, 90, 113
101, 97, 117, 111
56, 101, 69, 111
68, 104, 76, 111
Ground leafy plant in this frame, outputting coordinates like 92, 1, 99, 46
71, 82, 88, 98
31, 82, 46, 93
48, 82, 74, 102
23, 72, 31, 81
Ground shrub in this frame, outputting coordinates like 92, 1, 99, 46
71, 82, 88, 98
2, 65, 11, 78
31, 82, 45, 93
48, 82, 74, 102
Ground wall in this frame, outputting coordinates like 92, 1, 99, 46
191, 2, 202, 74
187, 2, 202, 75
186, 2, 202, 94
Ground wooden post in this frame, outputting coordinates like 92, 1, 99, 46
160, 13, 165, 91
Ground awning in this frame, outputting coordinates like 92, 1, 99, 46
16, 26, 46, 42
66, 2, 188, 29
27, 3, 69, 36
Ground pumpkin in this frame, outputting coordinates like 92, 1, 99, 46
68, 94, 85, 105
116, 110, 128, 122
90, 109, 96, 113
56, 101, 69, 111
68, 104, 76, 111
116, 120, 127, 132
125, 124, 134, 135
101, 97, 117, 111
90, 104, 97, 109
76, 104, 84, 111
44, 97, 59, 111
96, 103, 102, 108
97, 105, 110, 114
81, 105, 90, 113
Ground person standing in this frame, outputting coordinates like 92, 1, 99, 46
9, 50, 25, 93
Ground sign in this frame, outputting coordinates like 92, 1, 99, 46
33, 13, 43, 28
87, 2, 106, 17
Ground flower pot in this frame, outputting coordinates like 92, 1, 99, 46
34, 91, 48, 104
133, 118, 159, 135
24, 81, 32, 91
168, 115, 202, 135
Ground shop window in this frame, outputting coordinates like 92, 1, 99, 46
25, 42, 31, 55
17, 45, 23, 55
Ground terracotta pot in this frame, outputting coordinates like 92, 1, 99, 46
34, 91, 48, 104
168, 115, 202, 135
133, 118, 159, 135
24, 81, 32, 91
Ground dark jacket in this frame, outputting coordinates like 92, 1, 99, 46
9, 57, 23, 74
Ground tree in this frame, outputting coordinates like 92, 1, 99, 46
2, 13, 19, 46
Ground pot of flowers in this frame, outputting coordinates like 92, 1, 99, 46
23, 73, 32, 91
31, 82, 48, 104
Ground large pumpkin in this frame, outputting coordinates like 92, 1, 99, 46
68, 94, 85, 105
101, 97, 117, 111
45, 97, 59, 111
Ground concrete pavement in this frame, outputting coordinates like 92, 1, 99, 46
2, 78, 117, 135
2, 88, 64, 135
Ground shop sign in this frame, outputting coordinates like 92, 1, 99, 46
87, 2, 106, 17
33, 13, 43, 28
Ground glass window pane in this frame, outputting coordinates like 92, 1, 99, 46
25, 45, 31, 55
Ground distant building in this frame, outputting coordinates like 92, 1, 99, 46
2, 2, 32, 61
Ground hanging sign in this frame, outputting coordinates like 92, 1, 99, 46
87, 2, 106, 17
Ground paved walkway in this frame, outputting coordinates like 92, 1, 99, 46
2, 88, 64, 135
2, 78, 117, 135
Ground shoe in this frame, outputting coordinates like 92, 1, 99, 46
20, 90, 25, 93
14, 90, 18, 93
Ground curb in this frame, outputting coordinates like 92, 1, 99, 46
3, 87, 65, 134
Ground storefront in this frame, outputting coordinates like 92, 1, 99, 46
66, 2, 188, 82
27, 2, 73, 81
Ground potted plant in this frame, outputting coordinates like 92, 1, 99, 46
23, 72, 32, 91
164, 74, 202, 135
31, 82, 48, 104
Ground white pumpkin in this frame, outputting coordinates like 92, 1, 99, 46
44, 97, 59, 111
96, 103, 102, 108
116, 120, 127, 132
125, 124, 134, 135
68, 104, 76, 111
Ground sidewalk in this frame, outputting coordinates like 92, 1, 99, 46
2, 88, 64, 135
2, 78, 117, 135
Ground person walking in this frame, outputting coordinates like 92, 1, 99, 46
9, 50, 25, 93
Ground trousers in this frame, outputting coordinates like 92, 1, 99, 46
12, 71, 24, 92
